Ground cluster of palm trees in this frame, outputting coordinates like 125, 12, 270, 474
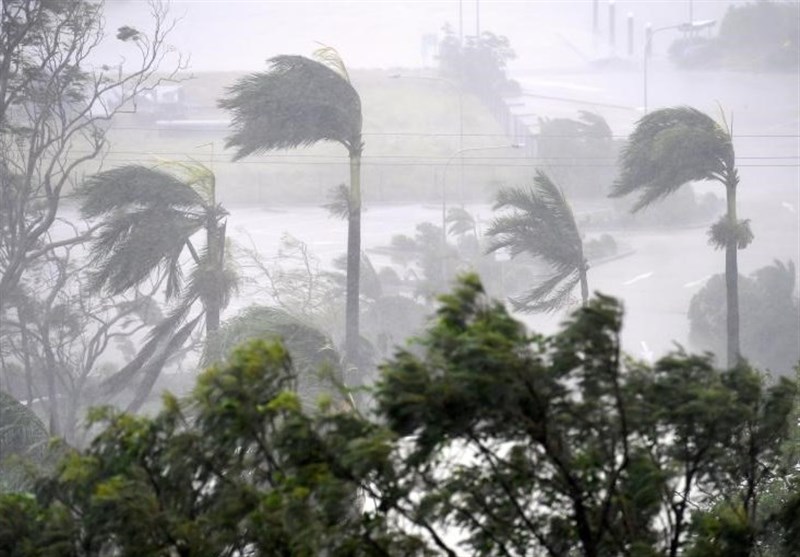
71, 49, 365, 410
78, 50, 746, 413
490, 107, 745, 368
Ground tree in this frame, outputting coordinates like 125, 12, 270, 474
219, 48, 364, 368
487, 170, 589, 312
0, 276, 798, 555
689, 260, 800, 376
0, 0, 183, 317
78, 163, 237, 412
537, 111, 617, 200
0, 240, 164, 439
612, 106, 751, 367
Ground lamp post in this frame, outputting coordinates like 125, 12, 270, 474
643, 20, 715, 113
440, 143, 523, 281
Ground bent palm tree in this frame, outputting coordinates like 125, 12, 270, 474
79, 163, 237, 409
487, 170, 589, 313
219, 49, 364, 366
611, 106, 750, 367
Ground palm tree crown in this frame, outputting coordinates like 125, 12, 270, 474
611, 106, 734, 211
219, 54, 363, 158
487, 170, 588, 313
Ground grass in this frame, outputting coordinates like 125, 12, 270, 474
101, 69, 529, 206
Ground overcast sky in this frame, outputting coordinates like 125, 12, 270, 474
102, 0, 743, 71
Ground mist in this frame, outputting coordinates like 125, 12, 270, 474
2, 0, 798, 468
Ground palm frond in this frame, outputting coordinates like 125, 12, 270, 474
612, 106, 734, 212
126, 314, 204, 413
707, 216, 754, 250
87, 207, 203, 295
219, 55, 362, 158
313, 43, 351, 83
487, 171, 583, 272
446, 206, 476, 236
510, 269, 581, 314
0, 391, 48, 459
323, 183, 351, 220
78, 165, 206, 218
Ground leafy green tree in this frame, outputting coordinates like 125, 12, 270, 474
612, 106, 751, 367
220, 48, 364, 367
487, 170, 589, 312
689, 260, 800, 376
2, 277, 797, 556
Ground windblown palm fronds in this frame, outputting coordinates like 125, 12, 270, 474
611, 106, 734, 211
219, 55, 362, 159
487, 170, 588, 313
79, 163, 236, 409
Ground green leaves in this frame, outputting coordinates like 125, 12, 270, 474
612, 106, 735, 211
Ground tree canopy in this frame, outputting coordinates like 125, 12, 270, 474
1, 276, 798, 556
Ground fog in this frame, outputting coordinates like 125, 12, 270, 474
1, 0, 798, 446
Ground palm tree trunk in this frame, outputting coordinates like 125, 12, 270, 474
205, 217, 221, 335
725, 179, 740, 368
345, 150, 362, 367
579, 263, 589, 306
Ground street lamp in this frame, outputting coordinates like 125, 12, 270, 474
643, 20, 715, 113
440, 143, 523, 280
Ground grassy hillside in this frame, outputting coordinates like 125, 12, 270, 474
104, 69, 529, 206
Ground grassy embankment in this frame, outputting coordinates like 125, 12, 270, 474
104, 70, 529, 206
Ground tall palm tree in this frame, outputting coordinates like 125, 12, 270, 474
611, 106, 751, 367
78, 163, 237, 410
219, 49, 364, 366
487, 170, 589, 313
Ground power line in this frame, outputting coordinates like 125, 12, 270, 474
106, 126, 800, 140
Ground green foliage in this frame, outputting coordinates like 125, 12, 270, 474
1, 276, 798, 555
689, 260, 800, 376
487, 170, 588, 312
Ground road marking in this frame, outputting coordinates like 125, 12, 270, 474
683, 274, 713, 288
623, 271, 653, 285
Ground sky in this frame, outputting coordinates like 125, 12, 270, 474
101, 0, 745, 71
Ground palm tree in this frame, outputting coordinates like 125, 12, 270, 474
611, 106, 750, 367
219, 49, 364, 366
486, 170, 589, 313
78, 162, 237, 410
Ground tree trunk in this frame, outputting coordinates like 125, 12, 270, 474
725, 179, 740, 368
345, 150, 362, 368
205, 213, 221, 335
579, 261, 589, 306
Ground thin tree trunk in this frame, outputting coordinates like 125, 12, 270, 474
725, 180, 740, 368
345, 150, 362, 368
205, 215, 221, 335
579, 262, 589, 306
